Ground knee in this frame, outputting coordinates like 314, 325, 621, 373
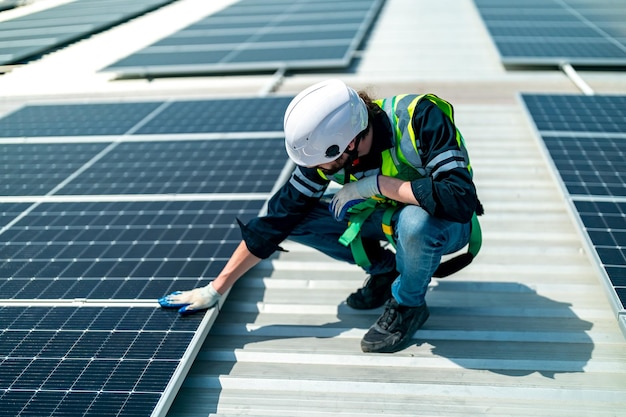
395, 206, 442, 247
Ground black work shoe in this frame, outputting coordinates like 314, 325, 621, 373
361, 298, 430, 353
346, 270, 398, 310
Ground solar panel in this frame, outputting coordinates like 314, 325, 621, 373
102, 0, 385, 77
0, 139, 286, 196
57, 139, 286, 195
473, 0, 626, 67
0, 0, 176, 66
0, 306, 204, 417
522, 93, 626, 314
135, 97, 291, 134
0, 97, 291, 138
522, 94, 626, 134
0, 103, 163, 137
0, 199, 264, 300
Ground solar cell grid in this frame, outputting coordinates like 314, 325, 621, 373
135, 97, 291, 134
487, 25, 600, 38
523, 94, 626, 312
522, 94, 626, 133
0, 102, 163, 137
232, 44, 349, 63
0, 0, 177, 66
0, 203, 30, 228
0, 97, 291, 138
496, 39, 626, 62
482, 13, 583, 23
56, 139, 286, 195
473, 0, 626, 66
0, 143, 107, 196
103, 0, 384, 76
542, 135, 626, 196
574, 200, 626, 302
0, 200, 262, 300
0, 306, 202, 417
0, 95, 283, 417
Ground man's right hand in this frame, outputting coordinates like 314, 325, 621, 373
158, 281, 222, 315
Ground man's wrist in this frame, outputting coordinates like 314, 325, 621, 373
357, 174, 380, 197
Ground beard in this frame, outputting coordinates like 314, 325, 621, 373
317, 153, 350, 175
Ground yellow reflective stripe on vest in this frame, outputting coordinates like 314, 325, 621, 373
380, 149, 398, 177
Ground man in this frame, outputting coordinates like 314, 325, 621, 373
159, 79, 483, 353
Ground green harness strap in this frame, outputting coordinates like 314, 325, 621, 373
338, 210, 373, 267
338, 197, 387, 268
339, 200, 482, 277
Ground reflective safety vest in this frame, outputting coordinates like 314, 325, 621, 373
320, 94, 482, 277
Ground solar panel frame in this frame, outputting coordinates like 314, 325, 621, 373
102, 0, 385, 77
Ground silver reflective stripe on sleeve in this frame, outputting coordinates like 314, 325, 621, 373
426, 150, 467, 179
289, 166, 327, 198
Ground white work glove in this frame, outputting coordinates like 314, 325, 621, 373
329, 175, 380, 221
158, 281, 222, 315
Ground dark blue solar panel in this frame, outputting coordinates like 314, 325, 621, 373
523, 94, 626, 311
0, 102, 163, 137
523, 94, 626, 134
0, 143, 107, 196
486, 25, 602, 38
0, 199, 264, 300
473, 0, 626, 66
0, 0, 177, 66
0, 97, 291, 138
136, 97, 291, 134
495, 40, 626, 62
0, 306, 202, 417
55, 139, 286, 195
102, 0, 385, 77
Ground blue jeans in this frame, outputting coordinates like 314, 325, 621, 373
289, 201, 471, 307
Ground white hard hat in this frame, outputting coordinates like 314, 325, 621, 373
284, 79, 368, 167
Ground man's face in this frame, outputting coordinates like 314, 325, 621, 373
310, 124, 370, 175
314, 151, 351, 175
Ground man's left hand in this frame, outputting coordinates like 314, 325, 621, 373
329, 175, 380, 221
